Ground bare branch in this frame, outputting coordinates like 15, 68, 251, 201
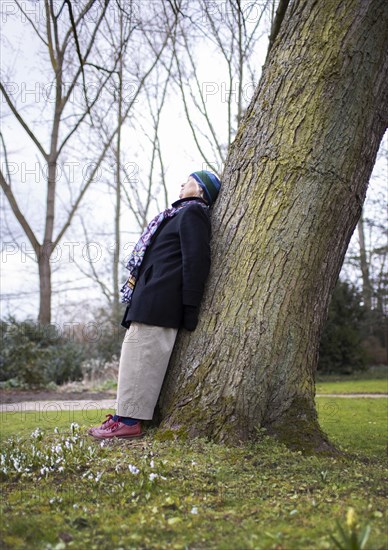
60, 0, 97, 54
266, 0, 290, 59
44, 0, 58, 71
64, 0, 94, 124
0, 169, 40, 254
14, 0, 49, 47
0, 82, 48, 160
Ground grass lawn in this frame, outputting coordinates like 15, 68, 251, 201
1, 398, 387, 550
316, 366, 388, 395
316, 379, 388, 395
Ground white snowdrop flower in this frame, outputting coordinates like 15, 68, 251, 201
160, 475, 167, 480
149, 473, 158, 481
190, 506, 198, 515
31, 428, 42, 439
100, 441, 105, 448
88, 473, 94, 480
128, 464, 140, 475
191, 461, 197, 466
95, 472, 103, 482
150, 460, 155, 468
49, 498, 55, 504
70, 422, 79, 431
73, 504, 79, 509
54, 427, 59, 434
58, 466, 64, 472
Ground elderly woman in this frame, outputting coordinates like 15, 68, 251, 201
89, 170, 221, 439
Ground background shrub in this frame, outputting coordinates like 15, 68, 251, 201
318, 281, 368, 374
0, 317, 86, 388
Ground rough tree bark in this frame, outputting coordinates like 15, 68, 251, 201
157, 0, 388, 452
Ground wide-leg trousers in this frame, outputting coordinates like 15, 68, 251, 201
116, 322, 178, 420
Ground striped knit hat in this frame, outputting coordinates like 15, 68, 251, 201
190, 171, 221, 206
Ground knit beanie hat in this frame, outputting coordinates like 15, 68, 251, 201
190, 171, 221, 206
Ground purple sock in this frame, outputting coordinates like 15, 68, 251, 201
113, 414, 138, 426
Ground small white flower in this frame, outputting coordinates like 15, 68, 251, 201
191, 461, 197, 466
128, 464, 140, 475
150, 460, 155, 468
58, 466, 64, 472
31, 428, 43, 439
54, 427, 59, 434
95, 472, 103, 482
149, 473, 158, 481
191, 506, 198, 515
100, 441, 105, 448
73, 503, 79, 509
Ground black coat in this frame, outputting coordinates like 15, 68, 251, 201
121, 197, 211, 330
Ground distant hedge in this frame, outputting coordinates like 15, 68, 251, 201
0, 317, 86, 388
318, 280, 370, 374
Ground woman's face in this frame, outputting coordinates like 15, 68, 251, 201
179, 176, 203, 200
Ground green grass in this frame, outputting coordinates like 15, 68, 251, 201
316, 366, 388, 395
1, 399, 387, 550
316, 378, 388, 394
316, 397, 387, 456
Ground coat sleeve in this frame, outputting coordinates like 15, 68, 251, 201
179, 205, 211, 307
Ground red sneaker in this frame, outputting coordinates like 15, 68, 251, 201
91, 420, 143, 440
88, 414, 116, 435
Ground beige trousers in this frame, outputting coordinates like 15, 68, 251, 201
116, 322, 178, 420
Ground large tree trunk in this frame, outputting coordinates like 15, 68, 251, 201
157, 0, 388, 452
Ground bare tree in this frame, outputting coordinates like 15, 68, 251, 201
0, 0, 122, 323
0, 0, 177, 324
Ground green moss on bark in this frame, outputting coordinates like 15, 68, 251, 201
264, 396, 340, 456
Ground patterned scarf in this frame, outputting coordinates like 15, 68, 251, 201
120, 199, 208, 304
